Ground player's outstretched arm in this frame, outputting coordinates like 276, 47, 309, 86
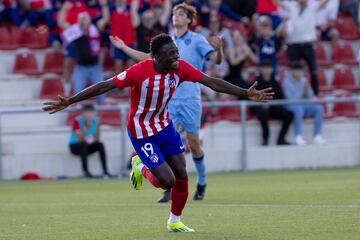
199, 74, 274, 101
42, 79, 117, 114
109, 36, 150, 62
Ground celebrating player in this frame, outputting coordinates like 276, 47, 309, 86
110, 2, 224, 202
43, 34, 273, 232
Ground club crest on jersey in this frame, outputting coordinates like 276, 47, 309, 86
117, 71, 126, 80
168, 76, 177, 88
150, 153, 159, 163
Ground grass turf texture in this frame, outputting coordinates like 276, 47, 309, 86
0, 168, 359, 240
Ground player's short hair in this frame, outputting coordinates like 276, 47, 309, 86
173, 2, 197, 26
149, 33, 174, 57
82, 104, 95, 111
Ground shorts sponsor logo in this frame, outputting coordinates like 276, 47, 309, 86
150, 153, 159, 163
180, 145, 185, 150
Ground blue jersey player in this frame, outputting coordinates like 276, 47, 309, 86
110, 2, 224, 202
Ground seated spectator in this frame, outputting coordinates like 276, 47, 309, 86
109, 0, 136, 74
200, 0, 248, 27
21, 0, 56, 29
0, 0, 24, 26
253, 60, 293, 146
282, 62, 326, 146
131, 0, 170, 52
69, 104, 112, 178
340, 0, 359, 28
254, 15, 286, 74
225, 30, 258, 89
316, 0, 339, 41
65, 11, 109, 103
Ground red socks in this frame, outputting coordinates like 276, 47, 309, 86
170, 177, 189, 216
141, 167, 163, 189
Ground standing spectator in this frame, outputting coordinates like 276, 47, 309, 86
255, 15, 286, 74
256, 0, 282, 29
223, 0, 256, 18
69, 104, 112, 178
68, 11, 109, 103
109, 0, 136, 74
0, 0, 24, 26
131, 0, 171, 52
226, 30, 258, 89
253, 60, 293, 146
282, 61, 326, 146
20, 0, 56, 28
200, 15, 234, 50
316, 0, 339, 41
277, 0, 329, 95
340, 0, 359, 27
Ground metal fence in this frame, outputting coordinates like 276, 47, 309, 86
0, 96, 359, 180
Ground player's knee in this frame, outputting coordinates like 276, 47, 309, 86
161, 177, 175, 189
187, 136, 201, 155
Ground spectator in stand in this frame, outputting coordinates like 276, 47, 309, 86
20, 0, 56, 29
225, 29, 258, 89
66, 10, 109, 103
200, 0, 249, 27
277, 0, 329, 95
282, 61, 325, 146
340, 0, 359, 28
69, 104, 112, 178
256, 0, 282, 29
223, 0, 256, 18
316, 0, 339, 41
0, 0, 24, 26
58, 0, 109, 98
131, 0, 171, 53
200, 15, 233, 50
254, 15, 286, 74
253, 60, 293, 146
109, 0, 136, 74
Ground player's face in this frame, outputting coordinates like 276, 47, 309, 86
156, 42, 180, 70
172, 8, 191, 28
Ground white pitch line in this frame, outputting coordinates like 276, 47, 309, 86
0, 202, 359, 209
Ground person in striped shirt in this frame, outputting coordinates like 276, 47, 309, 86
43, 33, 273, 233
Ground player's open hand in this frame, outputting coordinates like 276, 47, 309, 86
42, 95, 71, 114
109, 35, 125, 50
248, 82, 274, 102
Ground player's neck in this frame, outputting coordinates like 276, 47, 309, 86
174, 26, 189, 38
153, 61, 169, 74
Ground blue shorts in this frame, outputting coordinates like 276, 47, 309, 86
111, 44, 133, 61
128, 122, 185, 169
169, 100, 201, 135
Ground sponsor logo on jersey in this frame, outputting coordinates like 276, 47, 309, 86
117, 71, 127, 80
150, 153, 159, 163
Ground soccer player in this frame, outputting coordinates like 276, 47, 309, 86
43, 34, 273, 232
110, 2, 224, 202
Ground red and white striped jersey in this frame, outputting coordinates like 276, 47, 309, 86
113, 59, 203, 139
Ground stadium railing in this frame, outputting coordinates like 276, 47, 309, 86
0, 96, 359, 180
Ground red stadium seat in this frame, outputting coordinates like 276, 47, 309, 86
99, 111, 121, 126
103, 48, 114, 72
13, 50, 42, 75
313, 42, 332, 66
39, 77, 64, 99
332, 42, 357, 65
332, 67, 360, 92
317, 69, 334, 92
246, 70, 258, 84
18, 27, 49, 49
277, 49, 290, 66
0, 27, 17, 50
335, 17, 360, 40
333, 100, 359, 118
43, 51, 64, 74
215, 106, 241, 122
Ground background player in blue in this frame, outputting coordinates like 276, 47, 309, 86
110, 2, 224, 202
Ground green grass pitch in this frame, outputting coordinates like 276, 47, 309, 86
0, 168, 359, 240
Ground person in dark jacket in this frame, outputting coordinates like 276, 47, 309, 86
253, 60, 293, 146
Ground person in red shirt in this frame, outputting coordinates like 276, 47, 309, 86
109, 0, 136, 74
43, 33, 273, 233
